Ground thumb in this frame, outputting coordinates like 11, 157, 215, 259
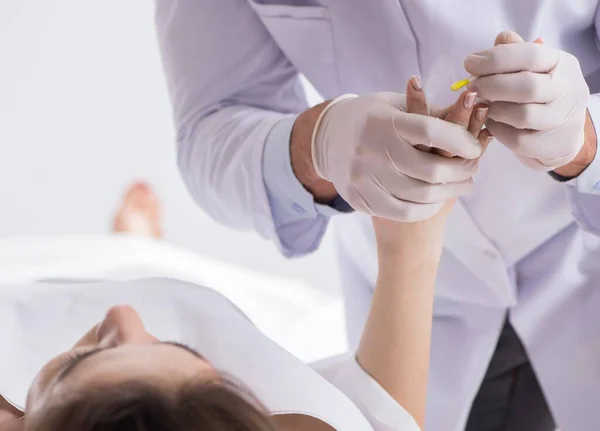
494, 30, 524, 45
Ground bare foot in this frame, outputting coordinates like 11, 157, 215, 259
112, 182, 162, 239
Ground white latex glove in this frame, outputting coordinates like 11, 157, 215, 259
311, 92, 484, 221
465, 31, 590, 171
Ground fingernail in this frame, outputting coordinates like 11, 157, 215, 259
475, 106, 488, 121
486, 135, 494, 145
411, 76, 423, 92
464, 92, 477, 109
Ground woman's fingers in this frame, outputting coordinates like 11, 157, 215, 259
406, 76, 428, 115
468, 102, 492, 155
406, 76, 432, 153
434, 91, 475, 158
444, 90, 478, 129
435, 91, 486, 158
477, 128, 494, 153
468, 103, 489, 137
406, 78, 492, 158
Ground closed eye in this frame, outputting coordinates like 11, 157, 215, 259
56, 347, 105, 381
54, 341, 207, 383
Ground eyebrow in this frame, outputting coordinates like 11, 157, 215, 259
56, 341, 206, 382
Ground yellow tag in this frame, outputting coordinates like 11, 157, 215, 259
450, 78, 470, 92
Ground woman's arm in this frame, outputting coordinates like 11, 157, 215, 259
357, 79, 492, 429
357, 205, 451, 429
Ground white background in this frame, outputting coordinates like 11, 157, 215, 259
0, 0, 340, 294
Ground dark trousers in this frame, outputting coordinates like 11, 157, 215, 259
465, 319, 556, 431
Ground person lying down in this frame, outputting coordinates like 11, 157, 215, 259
0, 80, 491, 431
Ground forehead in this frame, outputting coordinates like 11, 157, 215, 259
56, 344, 212, 392
26, 344, 215, 428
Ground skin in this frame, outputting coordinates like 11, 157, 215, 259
23, 304, 216, 430
0, 86, 487, 431
0, 90, 488, 431
3, 304, 334, 431
356, 78, 490, 429
113, 181, 163, 239
1, 183, 163, 430
0, 184, 335, 431
16, 186, 212, 427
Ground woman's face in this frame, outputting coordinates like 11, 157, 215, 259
24, 305, 215, 426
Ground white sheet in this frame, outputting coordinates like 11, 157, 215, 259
0, 277, 376, 430
0, 235, 348, 362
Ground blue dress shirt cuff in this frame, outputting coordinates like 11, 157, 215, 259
262, 116, 351, 226
567, 94, 600, 194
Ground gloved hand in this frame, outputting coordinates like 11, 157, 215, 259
465, 31, 590, 171
371, 78, 491, 253
311, 89, 486, 222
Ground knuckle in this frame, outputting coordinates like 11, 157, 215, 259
523, 74, 542, 100
460, 159, 478, 177
421, 184, 440, 203
518, 105, 536, 129
425, 163, 444, 184
488, 48, 506, 69
421, 119, 438, 146
489, 55, 503, 71
531, 48, 547, 68
358, 111, 378, 139
408, 116, 431, 143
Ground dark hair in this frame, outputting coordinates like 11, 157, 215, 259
33, 377, 276, 431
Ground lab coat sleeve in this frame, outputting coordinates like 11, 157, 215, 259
154, 0, 334, 256
567, 16, 600, 236
565, 95, 600, 235
311, 354, 421, 431
262, 117, 346, 256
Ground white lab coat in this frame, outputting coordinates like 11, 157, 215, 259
155, 1, 600, 429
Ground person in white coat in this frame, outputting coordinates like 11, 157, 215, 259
0, 93, 488, 430
155, 2, 600, 431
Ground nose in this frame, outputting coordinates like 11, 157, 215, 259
96, 305, 156, 347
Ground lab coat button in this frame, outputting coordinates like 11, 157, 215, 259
484, 250, 498, 259
593, 181, 600, 192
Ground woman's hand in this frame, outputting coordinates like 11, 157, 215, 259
372, 77, 492, 256
357, 79, 492, 429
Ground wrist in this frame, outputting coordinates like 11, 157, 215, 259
553, 110, 597, 178
373, 220, 446, 260
373, 202, 453, 257
290, 101, 338, 204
